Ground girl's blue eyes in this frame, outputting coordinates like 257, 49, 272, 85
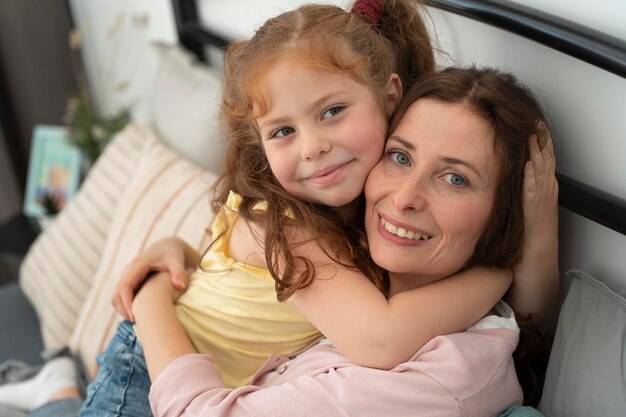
273, 127, 295, 138
269, 106, 344, 138
322, 106, 344, 119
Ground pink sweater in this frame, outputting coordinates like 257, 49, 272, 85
149, 306, 522, 417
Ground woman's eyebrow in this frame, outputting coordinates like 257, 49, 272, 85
440, 156, 483, 179
387, 135, 414, 150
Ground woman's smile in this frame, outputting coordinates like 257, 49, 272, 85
377, 215, 432, 245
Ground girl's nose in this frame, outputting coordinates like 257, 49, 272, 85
300, 130, 331, 160
392, 176, 428, 212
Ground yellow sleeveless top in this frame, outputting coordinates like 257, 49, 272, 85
175, 191, 321, 388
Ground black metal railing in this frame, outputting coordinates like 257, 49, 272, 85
171, 0, 229, 63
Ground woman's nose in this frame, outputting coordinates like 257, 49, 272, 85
392, 176, 428, 212
300, 130, 331, 160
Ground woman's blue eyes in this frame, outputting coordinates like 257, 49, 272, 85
388, 151, 467, 187
443, 173, 466, 186
390, 151, 410, 165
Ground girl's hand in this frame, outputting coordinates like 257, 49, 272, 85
112, 237, 200, 321
133, 271, 182, 312
131, 271, 197, 381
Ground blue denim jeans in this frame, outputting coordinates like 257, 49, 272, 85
26, 398, 83, 417
79, 320, 152, 417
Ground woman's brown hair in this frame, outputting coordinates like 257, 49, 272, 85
389, 66, 552, 405
214, 1, 435, 301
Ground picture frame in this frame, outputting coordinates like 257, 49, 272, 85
23, 125, 82, 218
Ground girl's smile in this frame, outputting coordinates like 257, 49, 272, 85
304, 159, 355, 185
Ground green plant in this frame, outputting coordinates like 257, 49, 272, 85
64, 95, 131, 163
36, 191, 64, 215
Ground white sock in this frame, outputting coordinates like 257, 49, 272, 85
0, 356, 77, 411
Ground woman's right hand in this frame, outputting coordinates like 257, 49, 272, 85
112, 237, 200, 321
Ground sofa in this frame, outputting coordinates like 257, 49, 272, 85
1, 43, 624, 417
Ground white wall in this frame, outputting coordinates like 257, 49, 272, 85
197, 0, 345, 40
510, 0, 626, 39
68, 0, 177, 120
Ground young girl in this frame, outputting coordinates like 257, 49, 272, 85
0, 0, 556, 415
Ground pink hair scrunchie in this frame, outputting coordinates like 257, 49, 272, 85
351, 0, 384, 25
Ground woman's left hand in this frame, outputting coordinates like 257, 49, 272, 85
523, 129, 558, 238
509, 127, 559, 328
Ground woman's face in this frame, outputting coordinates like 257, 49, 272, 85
364, 98, 501, 290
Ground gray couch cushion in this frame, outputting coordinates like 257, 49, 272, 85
539, 269, 626, 417
0, 405, 26, 417
0, 281, 43, 365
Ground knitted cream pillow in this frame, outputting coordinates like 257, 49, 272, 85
19, 123, 148, 349
68, 131, 216, 377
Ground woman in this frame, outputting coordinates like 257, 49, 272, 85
2, 66, 558, 417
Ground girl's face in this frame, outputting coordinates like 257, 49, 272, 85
364, 98, 500, 292
256, 62, 399, 213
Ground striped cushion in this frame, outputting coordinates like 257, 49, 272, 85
19, 123, 147, 349
68, 132, 215, 377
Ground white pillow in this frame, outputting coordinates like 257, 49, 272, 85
19, 123, 148, 349
539, 269, 626, 417
152, 42, 228, 174
68, 131, 216, 377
